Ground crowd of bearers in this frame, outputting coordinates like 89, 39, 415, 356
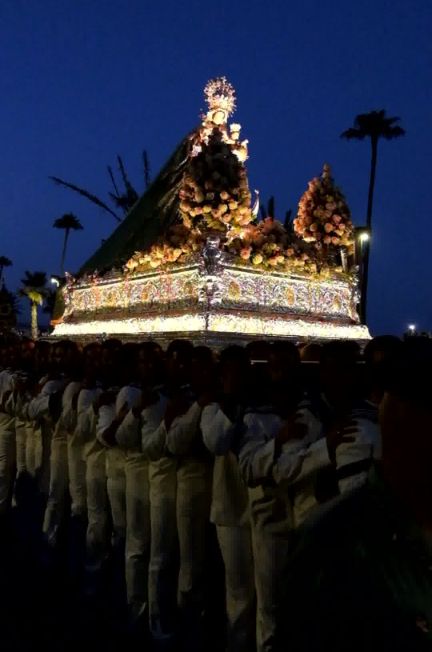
1, 333, 428, 651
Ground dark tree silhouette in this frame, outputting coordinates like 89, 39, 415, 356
0, 256, 12, 285
53, 213, 83, 274
342, 110, 405, 322
50, 151, 150, 223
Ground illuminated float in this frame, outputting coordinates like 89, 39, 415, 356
52, 78, 370, 344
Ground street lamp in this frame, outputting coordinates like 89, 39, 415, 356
355, 227, 371, 324
50, 276, 60, 287
407, 323, 416, 334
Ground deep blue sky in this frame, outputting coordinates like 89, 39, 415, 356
1, 0, 431, 335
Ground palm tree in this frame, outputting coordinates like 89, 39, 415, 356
341, 110, 405, 322
50, 151, 150, 223
18, 271, 49, 340
0, 256, 12, 285
53, 213, 83, 274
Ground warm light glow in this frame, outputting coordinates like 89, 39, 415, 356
52, 311, 370, 341
53, 258, 370, 342
358, 232, 370, 244
50, 277, 60, 287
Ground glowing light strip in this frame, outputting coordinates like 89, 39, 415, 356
52, 312, 370, 340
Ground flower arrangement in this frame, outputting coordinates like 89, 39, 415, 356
226, 217, 318, 274
293, 164, 354, 254
123, 82, 354, 279
124, 224, 203, 273
178, 78, 252, 236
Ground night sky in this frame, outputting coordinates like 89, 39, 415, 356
1, 0, 431, 335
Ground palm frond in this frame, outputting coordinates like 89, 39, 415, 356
383, 125, 406, 139
341, 127, 366, 140
50, 176, 121, 222
53, 213, 84, 230
107, 165, 121, 197
143, 150, 151, 188
117, 156, 139, 213
342, 110, 405, 141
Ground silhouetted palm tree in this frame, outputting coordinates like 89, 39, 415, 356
0, 256, 12, 285
50, 151, 150, 223
18, 271, 49, 340
342, 110, 405, 322
53, 213, 83, 274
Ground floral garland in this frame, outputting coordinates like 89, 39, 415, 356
294, 164, 354, 253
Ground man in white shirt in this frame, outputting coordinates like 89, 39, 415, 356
42, 374, 81, 548
164, 346, 215, 650
144, 339, 194, 648
26, 344, 68, 504
96, 345, 142, 560
317, 342, 381, 496
114, 342, 164, 626
239, 342, 327, 652
201, 345, 255, 652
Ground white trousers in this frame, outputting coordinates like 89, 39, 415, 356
85, 450, 109, 571
148, 457, 178, 641
216, 524, 256, 652
106, 448, 126, 547
0, 420, 16, 515
251, 523, 292, 652
42, 437, 69, 546
68, 440, 87, 519
34, 422, 53, 497
125, 454, 151, 617
176, 460, 212, 614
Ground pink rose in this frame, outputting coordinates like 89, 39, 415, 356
240, 247, 252, 260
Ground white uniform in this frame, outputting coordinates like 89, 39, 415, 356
17, 390, 37, 480
165, 401, 212, 646
239, 402, 327, 652
26, 377, 66, 498
12, 397, 27, 480
42, 380, 81, 547
201, 403, 255, 652
335, 402, 380, 494
78, 387, 108, 571
0, 369, 16, 515
65, 382, 86, 520
96, 385, 141, 549
141, 395, 178, 643
115, 395, 165, 622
